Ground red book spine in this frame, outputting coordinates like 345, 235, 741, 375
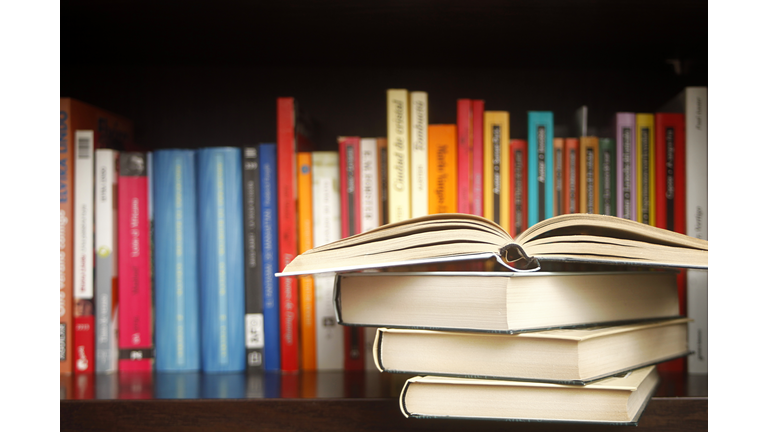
456, 99, 471, 214
338, 136, 365, 370
117, 153, 153, 371
471, 100, 485, 216
509, 139, 528, 237
277, 97, 299, 372
563, 138, 580, 214
654, 113, 687, 373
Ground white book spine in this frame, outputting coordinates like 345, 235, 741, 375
312, 152, 344, 370
74, 130, 94, 300
94, 149, 119, 373
360, 138, 380, 233
685, 87, 707, 374
387, 89, 410, 222
410, 91, 428, 218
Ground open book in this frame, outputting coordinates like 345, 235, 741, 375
278, 213, 708, 276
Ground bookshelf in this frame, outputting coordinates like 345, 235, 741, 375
61, 0, 707, 430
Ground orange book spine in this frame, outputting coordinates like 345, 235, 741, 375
428, 125, 458, 214
297, 153, 316, 370
580, 136, 600, 213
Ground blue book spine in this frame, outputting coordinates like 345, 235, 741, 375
259, 143, 280, 371
153, 150, 201, 371
527, 111, 554, 225
198, 147, 246, 373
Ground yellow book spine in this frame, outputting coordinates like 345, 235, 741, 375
297, 152, 316, 370
483, 111, 510, 232
635, 114, 655, 225
428, 125, 458, 214
579, 136, 600, 214
387, 89, 410, 223
410, 91, 429, 218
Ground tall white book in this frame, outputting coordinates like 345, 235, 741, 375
94, 149, 119, 373
74, 130, 95, 373
410, 91, 428, 218
386, 89, 410, 222
684, 87, 707, 374
359, 138, 380, 371
312, 151, 344, 370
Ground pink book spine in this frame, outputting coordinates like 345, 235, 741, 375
471, 100, 485, 216
456, 99, 471, 214
118, 153, 153, 372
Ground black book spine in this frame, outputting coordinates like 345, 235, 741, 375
243, 146, 265, 371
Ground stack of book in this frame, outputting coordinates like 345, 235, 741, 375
278, 212, 708, 424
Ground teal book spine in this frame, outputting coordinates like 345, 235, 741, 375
599, 138, 617, 216
198, 147, 246, 373
527, 111, 554, 224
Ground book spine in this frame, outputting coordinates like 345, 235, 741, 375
386, 89, 410, 223
685, 87, 707, 374
563, 138, 580, 214
456, 100, 471, 214
60, 101, 75, 374
615, 113, 636, 220
74, 130, 95, 374
117, 152, 153, 371
552, 138, 564, 216
277, 97, 299, 372
410, 91, 429, 218
259, 143, 280, 371
242, 146, 265, 371
297, 152, 316, 370
471, 100, 485, 217
527, 111, 554, 225
509, 139, 528, 237
483, 111, 510, 232
636, 113, 655, 225
153, 149, 200, 372
579, 136, 599, 214
94, 149, 119, 373
198, 147, 245, 373
428, 125, 458, 214
599, 138, 617, 216
311, 152, 343, 370
360, 139, 380, 233
376, 138, 388, 226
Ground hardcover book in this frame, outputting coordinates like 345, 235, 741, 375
635, 114, 655, 225
579, 136, 599, 214
483, 111, 510, 232
259, 143, 281, 371
471, 100, 485, 217
153, 149, 201, 372
456, 99, 472, 214
198, 147, 245, 373
410, 91, 429, 218
427, 125, 457, 214
527, 111, 554, 225
509, 139, 528, 237
94, 149, 119, 373
297, 152, 316, 370
118, 152, 153, 371
376, 138, 388, 226
242, 146, 265, 371
615, 113, 636, 220
563, 138, 580, 214
599, 138, 617, 216
74, 130, 95, 374
552, 138, 564, 216
387, 89, 411, 222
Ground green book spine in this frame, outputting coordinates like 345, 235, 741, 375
599, 138, 616, 216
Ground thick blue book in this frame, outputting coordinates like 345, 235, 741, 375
527, 111, 554, 225
258, 143, 280, 371
153, 149, 201, 371
198, 147, 246, 373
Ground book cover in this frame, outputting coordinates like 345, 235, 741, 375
94, 149, 119, 373
599, 138, 617, 216
376, 138, 388, 226
471, 100, 485, 217
410, 91, 429, 218
311, 151, 344, 370
615, 113, 636, 220
198, 147, 245, 373
527, 111, 554, 225
456, 99, 472, 214
360, 138, 380, 372
386, 89, 410, 223
579, 136, 599, 214
242, 146, 265, 371
635, 113, 655, 225
428, 125, 458, 214
117, 152, 153, 371
338, 137, 365, 370
552, 138, 564, 216
509, 139, 528, 237
483, 111, 510, 232
277, 97, 314, 372
153, 149, 201, 372
259, 143, 281, 371
74, 130, 95, 374
297, 152, 316, 371
563, 138, 580, 214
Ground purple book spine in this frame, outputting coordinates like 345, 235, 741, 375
615, 113, 636, 220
